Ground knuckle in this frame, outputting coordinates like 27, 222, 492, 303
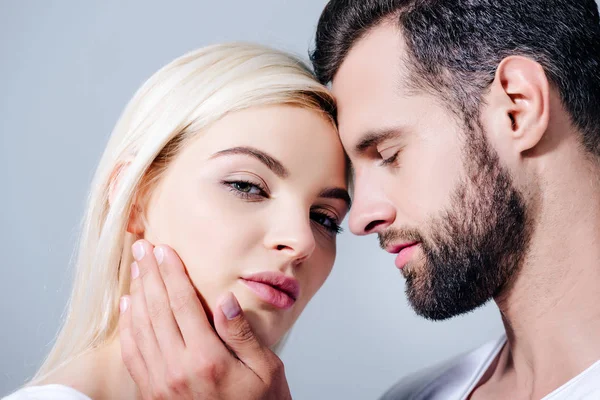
193, 359, 225, 383
165, 366, 187, 392
272, 357, 285, 373
266, 356, 285, 381
132, 326, 148, 346
169, 287, 195, 314
229, 319, 256, 346
146, 298, 170, 320
235, 321, 255, 343
137, 263, 151, 280
150, 386, 168, 400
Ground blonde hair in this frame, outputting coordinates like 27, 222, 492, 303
32, 42, 336, 382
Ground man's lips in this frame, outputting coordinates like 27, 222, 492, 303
385, 242, 420, 270
240, 272, 300, 310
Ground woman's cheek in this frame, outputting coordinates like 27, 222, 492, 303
311, 248, 336, 289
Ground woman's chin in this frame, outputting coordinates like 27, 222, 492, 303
242, 308, 286, 348
229, 286, 295, 347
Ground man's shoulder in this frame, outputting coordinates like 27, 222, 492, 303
380, 335, 506, 400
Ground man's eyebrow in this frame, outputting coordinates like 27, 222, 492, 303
355, 128, 404, 155
319, 187, 352, 210
211, 146, 289, 178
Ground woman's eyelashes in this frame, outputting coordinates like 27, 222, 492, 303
310, 209, 343, 235
222, 179, 269, 200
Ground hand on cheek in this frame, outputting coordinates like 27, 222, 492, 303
118, 239, 291, 400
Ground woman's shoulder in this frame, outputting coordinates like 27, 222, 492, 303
3, 385, 91, 400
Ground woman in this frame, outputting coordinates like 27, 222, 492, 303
5, 42, 350, 399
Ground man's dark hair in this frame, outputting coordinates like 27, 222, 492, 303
311, 0, 600, 155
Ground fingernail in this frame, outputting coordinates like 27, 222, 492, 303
131, 262, 139, 279
153, 247, 164, 265
132, 241, 145, 261
120, 296, 130, 313
220, 292, 241, 320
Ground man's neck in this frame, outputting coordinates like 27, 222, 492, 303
489, 151, 600, 398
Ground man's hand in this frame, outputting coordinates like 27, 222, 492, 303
118, 239, 292, 399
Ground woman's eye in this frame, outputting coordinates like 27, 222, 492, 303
231, 181, 261, 194
311, 212, 343, 235
223, 180, 268, 199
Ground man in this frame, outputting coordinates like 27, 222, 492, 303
119, 1, 600, 398
309, 0, 600, 398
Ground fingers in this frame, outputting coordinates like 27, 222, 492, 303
214, 292, 280, 380
154, 245, 226, 355
132, 241, 185, 356
124, 241, 291, 399
129, 251, 166, 384
118, 295, 151, 399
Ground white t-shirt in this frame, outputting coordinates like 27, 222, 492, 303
5, 345, 599, 400
2, 385, 91, 400
381, 335, 600, 400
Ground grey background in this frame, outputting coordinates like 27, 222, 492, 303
4, 1, 595, 399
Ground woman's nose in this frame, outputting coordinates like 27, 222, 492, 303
264, 212, 316, 265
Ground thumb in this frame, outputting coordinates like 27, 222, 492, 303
214, 292, 276, 376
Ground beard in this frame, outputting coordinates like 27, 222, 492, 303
380, 127, 532, 320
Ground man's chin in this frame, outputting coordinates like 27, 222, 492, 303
407, 295, 465, 321
408, 301, 461, 321
399, 258, 424, 279
405, 279, 494, 321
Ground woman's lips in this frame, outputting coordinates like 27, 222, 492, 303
240, 272, 300, 310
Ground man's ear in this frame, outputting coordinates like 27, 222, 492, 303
488, 55, 550, 154
108, 161, 145, 235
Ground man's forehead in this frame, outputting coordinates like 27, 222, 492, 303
331, 22, 411, 148
331, 22, 406, 92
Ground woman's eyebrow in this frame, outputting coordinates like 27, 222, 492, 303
319, 187, 352, 210
211, 146, 289, 178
